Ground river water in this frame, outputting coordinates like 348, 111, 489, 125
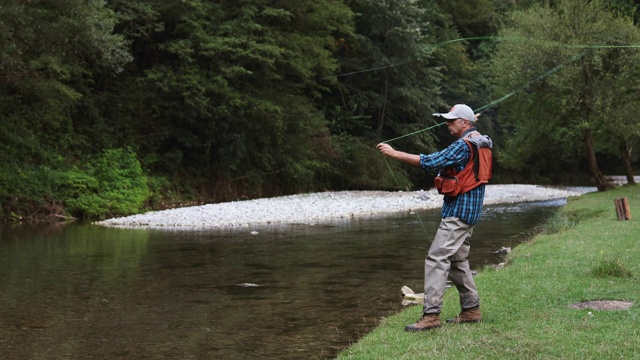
0, 199, 569, 359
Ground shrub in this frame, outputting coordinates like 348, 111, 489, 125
63, 148, 149, 219
0, 164, 63, 220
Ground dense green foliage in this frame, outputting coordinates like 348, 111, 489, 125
62, 148, 149, 219
1, 0, 639, 220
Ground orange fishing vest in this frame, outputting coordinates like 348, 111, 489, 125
434, 139, 492, 197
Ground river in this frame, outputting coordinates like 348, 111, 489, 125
0, 199, 570, 359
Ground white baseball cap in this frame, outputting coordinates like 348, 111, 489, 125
433, 104, 475, 122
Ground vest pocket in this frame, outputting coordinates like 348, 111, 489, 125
434, 176, 461, 196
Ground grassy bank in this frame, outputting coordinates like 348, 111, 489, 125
337, 185, 640, 359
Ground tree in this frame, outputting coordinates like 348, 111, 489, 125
104, 0, 356, 198
490, 0, 640, 189
599, 76, 640, 185
322, 0, 479, 189
337, 0, 442, 139
0, 0, 131, 165
0, 0, 133, 219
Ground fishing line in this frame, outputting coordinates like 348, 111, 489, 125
320, 36, 510, 80
475, 49, 592, 113
381, 46, 591, 215
374, 37, 615, 241
382, 121, 447, 144
324, 35, 640, 80
337, 36, 640, 148
381, 37, 622, 143
414, 211, 432, 244
356, 39, 630, 248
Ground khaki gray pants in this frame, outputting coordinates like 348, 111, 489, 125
423, 216, 480, 314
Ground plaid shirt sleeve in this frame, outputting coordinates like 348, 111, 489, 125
419, 139, 486, 225
419, 140, 469, 173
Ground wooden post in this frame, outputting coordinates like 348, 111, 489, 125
614, 197, 631, 220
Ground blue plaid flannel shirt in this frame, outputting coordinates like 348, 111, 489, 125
419, 138, 486, 225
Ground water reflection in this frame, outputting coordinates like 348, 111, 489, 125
0, 201, 563, 359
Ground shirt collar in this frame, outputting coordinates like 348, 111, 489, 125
460, 127, 478, 139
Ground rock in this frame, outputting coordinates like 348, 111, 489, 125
492, 246, 511, 254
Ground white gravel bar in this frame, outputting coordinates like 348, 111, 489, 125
95, 184, 588, 229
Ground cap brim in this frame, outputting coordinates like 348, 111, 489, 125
432, 112, 458, 119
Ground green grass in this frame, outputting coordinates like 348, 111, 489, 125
338, 185, 640, 360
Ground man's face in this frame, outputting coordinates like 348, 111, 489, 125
446, 118, 467, 137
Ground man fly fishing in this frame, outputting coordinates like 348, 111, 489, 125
376, 104, 493, 331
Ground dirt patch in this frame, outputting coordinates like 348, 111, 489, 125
569, 300, 634, 311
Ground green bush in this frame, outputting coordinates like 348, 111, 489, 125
62, 148, 149, 219
0, 164, 63, 220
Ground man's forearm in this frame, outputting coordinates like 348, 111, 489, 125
389, 150, 421, 166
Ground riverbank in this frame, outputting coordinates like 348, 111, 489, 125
96, 184, 589, 228
337, 184, 639, 359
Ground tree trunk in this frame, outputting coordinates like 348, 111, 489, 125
620, 141, 636, 185
583, 129, 613, 191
